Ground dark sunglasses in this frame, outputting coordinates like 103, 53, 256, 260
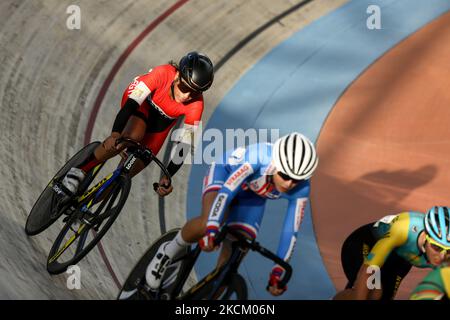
277, 172, 302, 183
177, 78, 201, 96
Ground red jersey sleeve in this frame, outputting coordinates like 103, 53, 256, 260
127, 66, 164, 106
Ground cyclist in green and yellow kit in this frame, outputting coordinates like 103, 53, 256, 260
334, 206, 450, 300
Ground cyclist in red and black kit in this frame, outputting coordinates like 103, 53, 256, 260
61, 52, 214, 197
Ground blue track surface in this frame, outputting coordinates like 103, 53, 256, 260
186, 0, 450, 299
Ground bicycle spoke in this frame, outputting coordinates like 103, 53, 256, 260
69, 184, 117, 256
92, 182, 121, 222
48, 224, 87, 263
75, 226, 90, 255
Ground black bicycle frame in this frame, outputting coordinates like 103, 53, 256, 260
117, 137, 172, 184
169, 226, 292, 300
88, 137, 171, 203
62, 138, 172, 243
204, 241, 248, 300
166, 245, 202, 299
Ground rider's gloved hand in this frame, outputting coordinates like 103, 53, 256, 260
267, 266, 287, 296
199, 225, 219, 252
155, 176, 173, 197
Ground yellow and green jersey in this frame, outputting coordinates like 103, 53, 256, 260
364, 212, 433, 269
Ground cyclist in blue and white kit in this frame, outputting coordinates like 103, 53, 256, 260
146, 132, 319, 296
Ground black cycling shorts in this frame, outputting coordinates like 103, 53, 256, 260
341, 223, 412, 300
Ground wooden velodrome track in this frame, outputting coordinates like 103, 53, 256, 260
3, 0, 448, 300
0, 0, 346, 299
311, 9, 450, 299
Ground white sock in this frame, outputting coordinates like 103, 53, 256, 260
164, 230, 191, 259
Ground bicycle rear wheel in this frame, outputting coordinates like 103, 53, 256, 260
118, 229, 192, 300
25, 142, 101, 236
46, 173, 131, 274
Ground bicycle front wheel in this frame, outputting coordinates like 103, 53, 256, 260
46, 173, 131, 274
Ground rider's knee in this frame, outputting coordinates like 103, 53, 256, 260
114, 130, 145, 152
118, 116, 146, 146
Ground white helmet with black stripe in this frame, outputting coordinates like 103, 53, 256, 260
272, 132, 319, 180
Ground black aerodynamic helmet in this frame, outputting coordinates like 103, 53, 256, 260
178, 52, 214, 92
